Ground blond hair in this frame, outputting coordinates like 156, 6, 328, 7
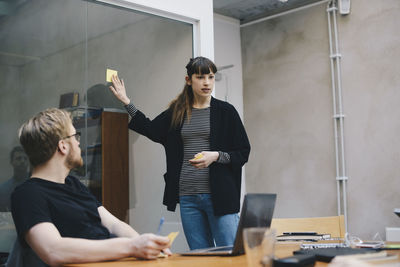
19, 108, 72, 167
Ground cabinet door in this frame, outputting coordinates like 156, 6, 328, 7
102, 112, 129, 222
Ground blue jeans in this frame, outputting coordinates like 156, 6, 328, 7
179, 194, 239, 250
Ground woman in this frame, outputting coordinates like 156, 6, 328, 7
109, 57, 250, 250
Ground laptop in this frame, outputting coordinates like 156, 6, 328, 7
180, 193, 277, 256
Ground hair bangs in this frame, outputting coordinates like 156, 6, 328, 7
189, 57, 217, 76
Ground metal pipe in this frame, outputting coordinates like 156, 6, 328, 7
326, 0, 348, 231
333, 5, 348, 230
327, 2, 341, 216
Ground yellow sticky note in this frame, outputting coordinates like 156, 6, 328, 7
157, 252, 168, 258
106, 68, 118, 82
193, 153, 203, 160
167, 231, 179, 246
157, 232, 179, 258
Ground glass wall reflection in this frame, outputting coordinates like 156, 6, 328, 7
0, 0, 193, 258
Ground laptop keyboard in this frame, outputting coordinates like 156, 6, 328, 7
207, 246, 233, 252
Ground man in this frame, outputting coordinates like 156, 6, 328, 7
10, 108, 170, 266
0, 146, 30, 211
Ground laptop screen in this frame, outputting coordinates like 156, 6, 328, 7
232, 193, 277, 255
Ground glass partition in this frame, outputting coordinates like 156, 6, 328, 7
0, 0, 193, 256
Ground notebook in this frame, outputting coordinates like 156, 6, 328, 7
180, 193, 277, 256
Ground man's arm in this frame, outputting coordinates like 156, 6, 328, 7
98, 206, 173, 256
98, 206, 139, 238
26, 222, 170, 266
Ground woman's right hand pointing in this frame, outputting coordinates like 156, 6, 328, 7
109, 75, 130, 105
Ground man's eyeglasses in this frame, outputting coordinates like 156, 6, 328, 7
62, 132, 81, 142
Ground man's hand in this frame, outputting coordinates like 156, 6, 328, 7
130, 234, 170, 259
25, 222, 171, 265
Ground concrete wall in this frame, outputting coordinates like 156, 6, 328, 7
241, 0, 400, 239
339, 0, 400, 239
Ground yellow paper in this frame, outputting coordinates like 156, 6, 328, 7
106, 68, 118, 82
193, 153, 203, 160
157, 231, 179, 258
157, 252, 168, 258
167, 231, 179, 246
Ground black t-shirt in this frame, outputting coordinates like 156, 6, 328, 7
11, 176, 112, 247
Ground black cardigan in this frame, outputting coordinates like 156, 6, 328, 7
129, 97, 251, 216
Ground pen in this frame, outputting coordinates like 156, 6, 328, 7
157, 217, 165, 235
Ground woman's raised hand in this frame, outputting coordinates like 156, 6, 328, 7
109, 75, 130, 105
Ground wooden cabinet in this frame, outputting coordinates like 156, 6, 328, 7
101, 111, 129, 221
70, 108, 129, 222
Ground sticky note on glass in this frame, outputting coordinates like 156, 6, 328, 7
106, 68, 118, 82
167, 232, 179, 246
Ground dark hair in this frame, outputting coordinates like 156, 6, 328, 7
169, 57, 217, 128
18, 108, 72, 167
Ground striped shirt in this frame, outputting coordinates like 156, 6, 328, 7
124, 103, 231, 196
179, 107, 211, 195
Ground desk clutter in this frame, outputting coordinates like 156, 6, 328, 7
328, 251, 399, 266
277, 232, 331, 242
291, 243, 399, 265
300, 242, 348, 250
273, 254, 316, 267
294, 247, 378, 262
272, 245, 397, 266
273, 230, 400, 265
272, 243, 398, 266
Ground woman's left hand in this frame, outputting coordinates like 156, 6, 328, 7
189, 151, 219, 169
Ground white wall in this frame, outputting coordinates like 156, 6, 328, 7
214, 14, 244, 118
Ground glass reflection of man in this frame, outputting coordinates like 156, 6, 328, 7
0, 146, 30, 211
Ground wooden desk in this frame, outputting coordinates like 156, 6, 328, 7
64, 243, 400, 267
66, 254, 247, 267
64, 243, 328, 267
